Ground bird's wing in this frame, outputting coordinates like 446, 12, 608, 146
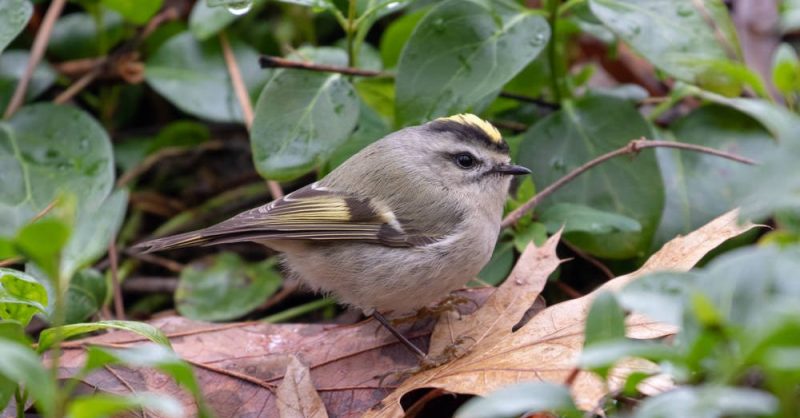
133, 183, 433, 253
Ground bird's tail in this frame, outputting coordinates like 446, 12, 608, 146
132, 230, 214, 253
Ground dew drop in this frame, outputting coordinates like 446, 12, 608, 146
530, 32, 546, 46
385, 1, 401, 10
227, 0, 253, 16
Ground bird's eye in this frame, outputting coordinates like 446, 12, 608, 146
453, 153, 477, 169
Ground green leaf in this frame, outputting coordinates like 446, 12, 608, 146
589, 0, 742, 91
633, 386, 776, 418
67, 393, 183, 418
540, 203, 642, 235
0, 0, 32, 54
0, 104, 115, 236
395, 0, 549, 125
326, 99, 390, 172
38, 320, 170, 353
653, 105, 774, 248
145, 31, 271, 123
0, 338, 56, 418
584, 292, 626, 347
580, 339, 675, 371
0, 268, 46, 326
15, 217, 71, 280
738, 138, 800, 220
48, 10, 127, 60
689, 85, 800, 140
251, 47, 359, 181
189, 0, 267, 40
0, 50, 57, 112
517, 96, 663, 259
0, 321, 27, 412
379, 7, 427, 69
101, 0, 163, 25
355, 77, 395, 124
513, 222, 547, 252
455, 381, 580, 418
619, 271, 696, 326
61, 189, 128, 279
64, 268, 108, 324
478, 240, 514, 286
781, 0, 800, 33
176, 252, 282, 321
771, 43, 800, 97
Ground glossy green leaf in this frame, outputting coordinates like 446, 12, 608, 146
189, 0, 267, 40
176, 253, 282, 321
67, 393, 183, 418
619, 270, 696, 326
48, 10, 127, 60
61, 189, 128, 279
687, 84, 800, 140
0, 339, 55, 418
0, 104, 114, 236
589, 0, 742, 90
513, 222, 547, 253
0, 50, 57, 113
580, 339, 675, 371
584, 292, 626, 347
145, 31, 271, 123
251, 47, 359, 181
0, 268, 46, 326
379, 7, 427, 69
0, 0, 32, 54
771, 43, 800, 97
0, 322, 26, 412
456, 381, 580, 418
653, 105, 774, 248
101, 0, 163, 24
326, 100, 390, 171
274, 0, 335, 10
518, 96, 663, 259
38, 320, 170, 352
780, 0, 800, 33
355, 77, 395, 123
395, 0, 549, 125
737, 138, 800, 221
633, 386, 776, 418
64, 268, 108, 324
14, 217, 71, 281
540, 203, 641, 235
478, 240, 514, 286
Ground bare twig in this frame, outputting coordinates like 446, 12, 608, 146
127, 252, 185, 273
501, 138, 757, 228
3, 0, 67, 118
108, 240, 125, 320
562, 240, 614, 280
221, 33, 284, 200
122, 276, 178, 294
53, 66, 102, 104
498, 92, 561, 110
259, 55, 389, 77
116, 140, 226, 187
0, 258, 23, 268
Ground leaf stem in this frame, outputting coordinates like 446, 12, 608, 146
501, 138, 757, 228
546, 0, 567, 102
346, 0, 358, 68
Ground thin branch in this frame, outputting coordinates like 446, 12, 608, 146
498, 92, 561, 110
221, 33, 285, 199
127, 251, 185, 273
122, 276, 178, 294
0, 258, 22, 268
562, 240, 614, 280
53, 66, 102, 104
3, 0, 67, 119
259, 55, 389, 77
116, 140, 226, 187
501, 137, 757, 228
108, 240, 125, 320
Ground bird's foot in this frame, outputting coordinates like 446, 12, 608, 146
391, 294, 477, 326
375, 335, 474, 386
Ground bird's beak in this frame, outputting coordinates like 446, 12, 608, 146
491, 164, 531, 176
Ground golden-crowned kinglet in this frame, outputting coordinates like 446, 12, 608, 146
135, 114, 530, 357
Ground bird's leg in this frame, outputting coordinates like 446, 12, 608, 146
371, 311, 427, 359
390, 293, 478, 326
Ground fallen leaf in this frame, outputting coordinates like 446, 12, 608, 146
277, 355, 328, 418
45, 288, 493, 418
429, 231, 562, 357
366, 209, 755, 416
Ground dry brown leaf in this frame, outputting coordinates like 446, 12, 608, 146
50, 288, 494, 418
366, 209, 754, 416
277, 355, 328, 418
429, 231, 562, 357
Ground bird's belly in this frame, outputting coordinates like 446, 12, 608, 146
281, 232, 496, 314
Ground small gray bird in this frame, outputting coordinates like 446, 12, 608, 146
135, 114, 530, 357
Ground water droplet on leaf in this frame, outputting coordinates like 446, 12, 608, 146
227, 0, 253, 16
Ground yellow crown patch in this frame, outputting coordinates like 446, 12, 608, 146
437, 114, 502, 144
